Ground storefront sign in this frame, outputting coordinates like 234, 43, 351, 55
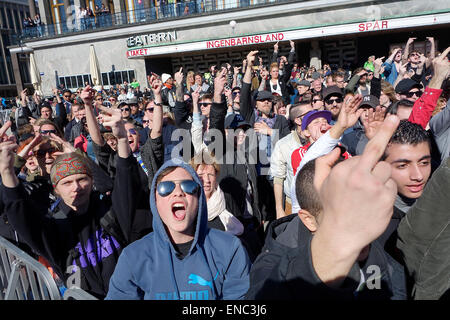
126, 13, 449, 58
127, 31, 177, 48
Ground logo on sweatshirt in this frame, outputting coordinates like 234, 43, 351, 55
188, 272, 219, 291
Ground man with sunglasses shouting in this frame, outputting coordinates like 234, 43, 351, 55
106, 158, 251, 300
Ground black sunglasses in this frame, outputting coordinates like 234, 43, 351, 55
121, 107, 130, 112
40, 129, 57, 135
232, 91, 240, 97
35, 147, 57, 157
325, 97, 343, 105
157, 180, 199, 197
312, 99, 322, 103
199, 102, 211, 107
146, 107, 154, 112
405, 90, 422, 98
142, 120, 150, 124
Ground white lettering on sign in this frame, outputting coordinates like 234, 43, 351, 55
127, 31, 177, 48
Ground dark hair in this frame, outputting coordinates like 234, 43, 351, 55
382, 120, 431, 160
62, 89, 72, 95
295, 160, 323, 217
386, 99, 414, 115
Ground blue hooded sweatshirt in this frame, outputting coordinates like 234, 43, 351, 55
106, 158, 251, 300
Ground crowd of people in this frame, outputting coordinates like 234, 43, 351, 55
0, 36, 449, 300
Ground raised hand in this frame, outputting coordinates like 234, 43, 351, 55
48, 133, 76, 155
233, 66, 241, 75
97, 106, 127, 140
361, 106, 386, 140
214, 67, 228, 102
80, 85, 96, 106
290, 40, 295, 50
311, 114, 400, 285
192, 86, 201, 106
174, 67, 184, 85
246, 51, 259, 67
274, 41, 279, 52
254, 121, 272, 136
149, 75, 163, 96
0, 138, 18, 175
336, 94, 364, 131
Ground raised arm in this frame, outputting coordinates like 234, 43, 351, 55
402, 37, 415, 65
81, 85, 104, 146
149, 75, 163, 140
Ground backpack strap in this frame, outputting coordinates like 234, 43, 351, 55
99, 209, 127, 247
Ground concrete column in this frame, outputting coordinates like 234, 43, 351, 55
28, 0, 37, 18
11, 52, 24, 95
113, 0, 125, 13
38, 0, 51, 25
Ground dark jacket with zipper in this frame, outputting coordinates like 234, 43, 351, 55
1, 155, 142, 299
245, 214, 407, 300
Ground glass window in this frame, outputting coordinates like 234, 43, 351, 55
5, 56, 14, 83
59, 77, 66, 88
1, 7, 7, 28
101, 72, 109, 86
114, 71, 122, 84
83, 74, 90, 86
128, 70, 135, 81
7, 8, 14, 29
121, 71, 128, 83
70, 76, 77, 88
0, 60, 8, 84
14, 9, 21, 32
65, 76, 72, 88
109, 71, 116, 85
76, 75, 83, 87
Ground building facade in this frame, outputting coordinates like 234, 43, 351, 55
8, 0, 450, 96
0, 0, 36, 98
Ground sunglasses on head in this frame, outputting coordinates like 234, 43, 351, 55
35, 147, 57, 157
325, 97, 343, 105
156, 180, 199, 197
405, 90, 422, 98
121, 107, 130, 112
40, 129, 57, 135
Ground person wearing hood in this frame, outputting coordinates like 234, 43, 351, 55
106, 158, 251, 300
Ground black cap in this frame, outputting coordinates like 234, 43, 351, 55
395, 79, 423, 94
359, 95, 380, 109
255, 90, 273, 101
322, 85, 343, 100
224, 113, 251, 130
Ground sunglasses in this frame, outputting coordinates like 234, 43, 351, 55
325, 97, 343, 105
63, 95, 71, 98
232, 91, 241, 97
199, 103, 211, 107
312, 99, 322, 103
156, 180, 199, 197
146, 107, 154, 112
40, 129, 57, 135
96, 98, 103, 101
405, 90, 422, 98
128, 128, 137, 135
258, 98, 272, 103
35, 147, 57, 157
121, 107, 130, 112
368, 73, 374, 76
142, 120, 150, 124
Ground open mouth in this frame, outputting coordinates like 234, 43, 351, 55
171, 202, 186, 221
406, 183, 424, 193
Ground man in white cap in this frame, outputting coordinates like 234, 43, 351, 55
160, 73, 176, 110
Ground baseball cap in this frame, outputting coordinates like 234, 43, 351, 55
322, 85, 343, 100
255, 91, 273, 101
359, 95, 380, 109
161, 73, 172, 84
395, 79, 423, 94
224, 113, 251, 130
301, 110, 332, 131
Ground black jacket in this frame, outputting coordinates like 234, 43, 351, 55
1, 155, 142, 299
245, 214, 407, 300
265, 50, 296, 105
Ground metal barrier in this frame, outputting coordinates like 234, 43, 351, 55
0, 236, 61, 300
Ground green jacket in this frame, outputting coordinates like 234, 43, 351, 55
397, 157, 450, 300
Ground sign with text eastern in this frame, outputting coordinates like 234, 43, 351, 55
127, 31, 177, 48
125, 13, 450, 59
